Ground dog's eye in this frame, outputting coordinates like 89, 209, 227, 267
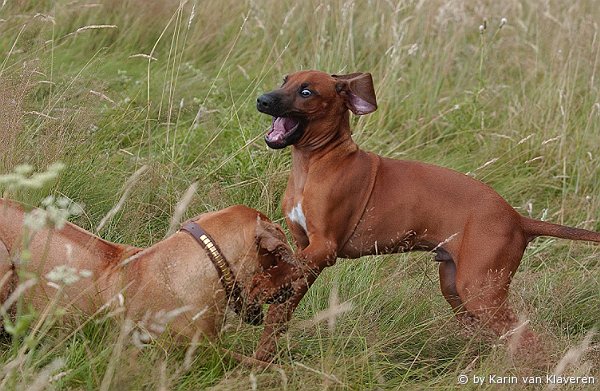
300, 89, 312, 97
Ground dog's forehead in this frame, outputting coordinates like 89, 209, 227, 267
285, 70, 334, 88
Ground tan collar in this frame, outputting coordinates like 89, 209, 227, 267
179, 221, 262, 325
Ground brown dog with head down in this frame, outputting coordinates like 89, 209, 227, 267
0, 199, 292, 341
250, 70, 600, 361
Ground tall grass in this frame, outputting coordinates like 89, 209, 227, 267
1, 0, 598, 389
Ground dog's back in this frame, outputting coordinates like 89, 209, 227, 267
0, 198, 141, 314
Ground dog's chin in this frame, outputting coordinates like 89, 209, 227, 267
265, 135, 300, 149
264, 117, 304, 149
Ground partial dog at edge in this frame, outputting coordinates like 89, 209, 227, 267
0, 199, 293, 340
250, 70, 600, 361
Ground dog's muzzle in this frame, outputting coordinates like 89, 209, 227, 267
256, 93, 305, 149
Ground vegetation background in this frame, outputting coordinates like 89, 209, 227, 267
0, 0, 598, 389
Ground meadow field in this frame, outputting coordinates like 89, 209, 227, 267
0, 0, 599, 389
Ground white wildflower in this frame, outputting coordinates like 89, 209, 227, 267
46, 265, 80, 285
45, 265, 93, 285
42, 195, 55, 207
56, 196, 71, 209
0, 173, 19, 186
36, 196, 84, 230
479, 19, 487, 34
48, 162, 65, 173
0, 162, 65, 192
14, 164, 34, 175
23, 209, 48, 232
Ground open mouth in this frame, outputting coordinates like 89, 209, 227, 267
264, 116, 303, 149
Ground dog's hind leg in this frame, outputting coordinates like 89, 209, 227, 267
454, 235, 538, 354
438, 259, 478, 329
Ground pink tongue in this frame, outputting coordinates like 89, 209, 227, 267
269, 117, 297, 141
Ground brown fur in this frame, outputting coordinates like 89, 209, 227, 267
0, 199, 292, 340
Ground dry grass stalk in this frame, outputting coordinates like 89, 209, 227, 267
96, 165, 149, 234
26, 358, 65, 391
75, 24, 118, 33
548, 330, 596, 390
164, 181, 198, 237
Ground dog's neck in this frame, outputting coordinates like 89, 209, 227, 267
208, 227, 259, 291
292, 111, 359, 162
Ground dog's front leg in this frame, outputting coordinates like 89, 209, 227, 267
249, 236, 336, 304
252, 238, 337, 362
253, 285, 310, 362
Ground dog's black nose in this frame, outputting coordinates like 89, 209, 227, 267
256, 94, 274, 111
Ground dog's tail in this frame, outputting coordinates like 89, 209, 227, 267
522, 217, 600, 243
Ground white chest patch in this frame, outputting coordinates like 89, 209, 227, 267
287, 202, 307, 232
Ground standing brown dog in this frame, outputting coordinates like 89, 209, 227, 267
250, 70, 600, 361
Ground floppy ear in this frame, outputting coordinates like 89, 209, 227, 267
255, 217, 297, 266
333, 72, 377, 115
